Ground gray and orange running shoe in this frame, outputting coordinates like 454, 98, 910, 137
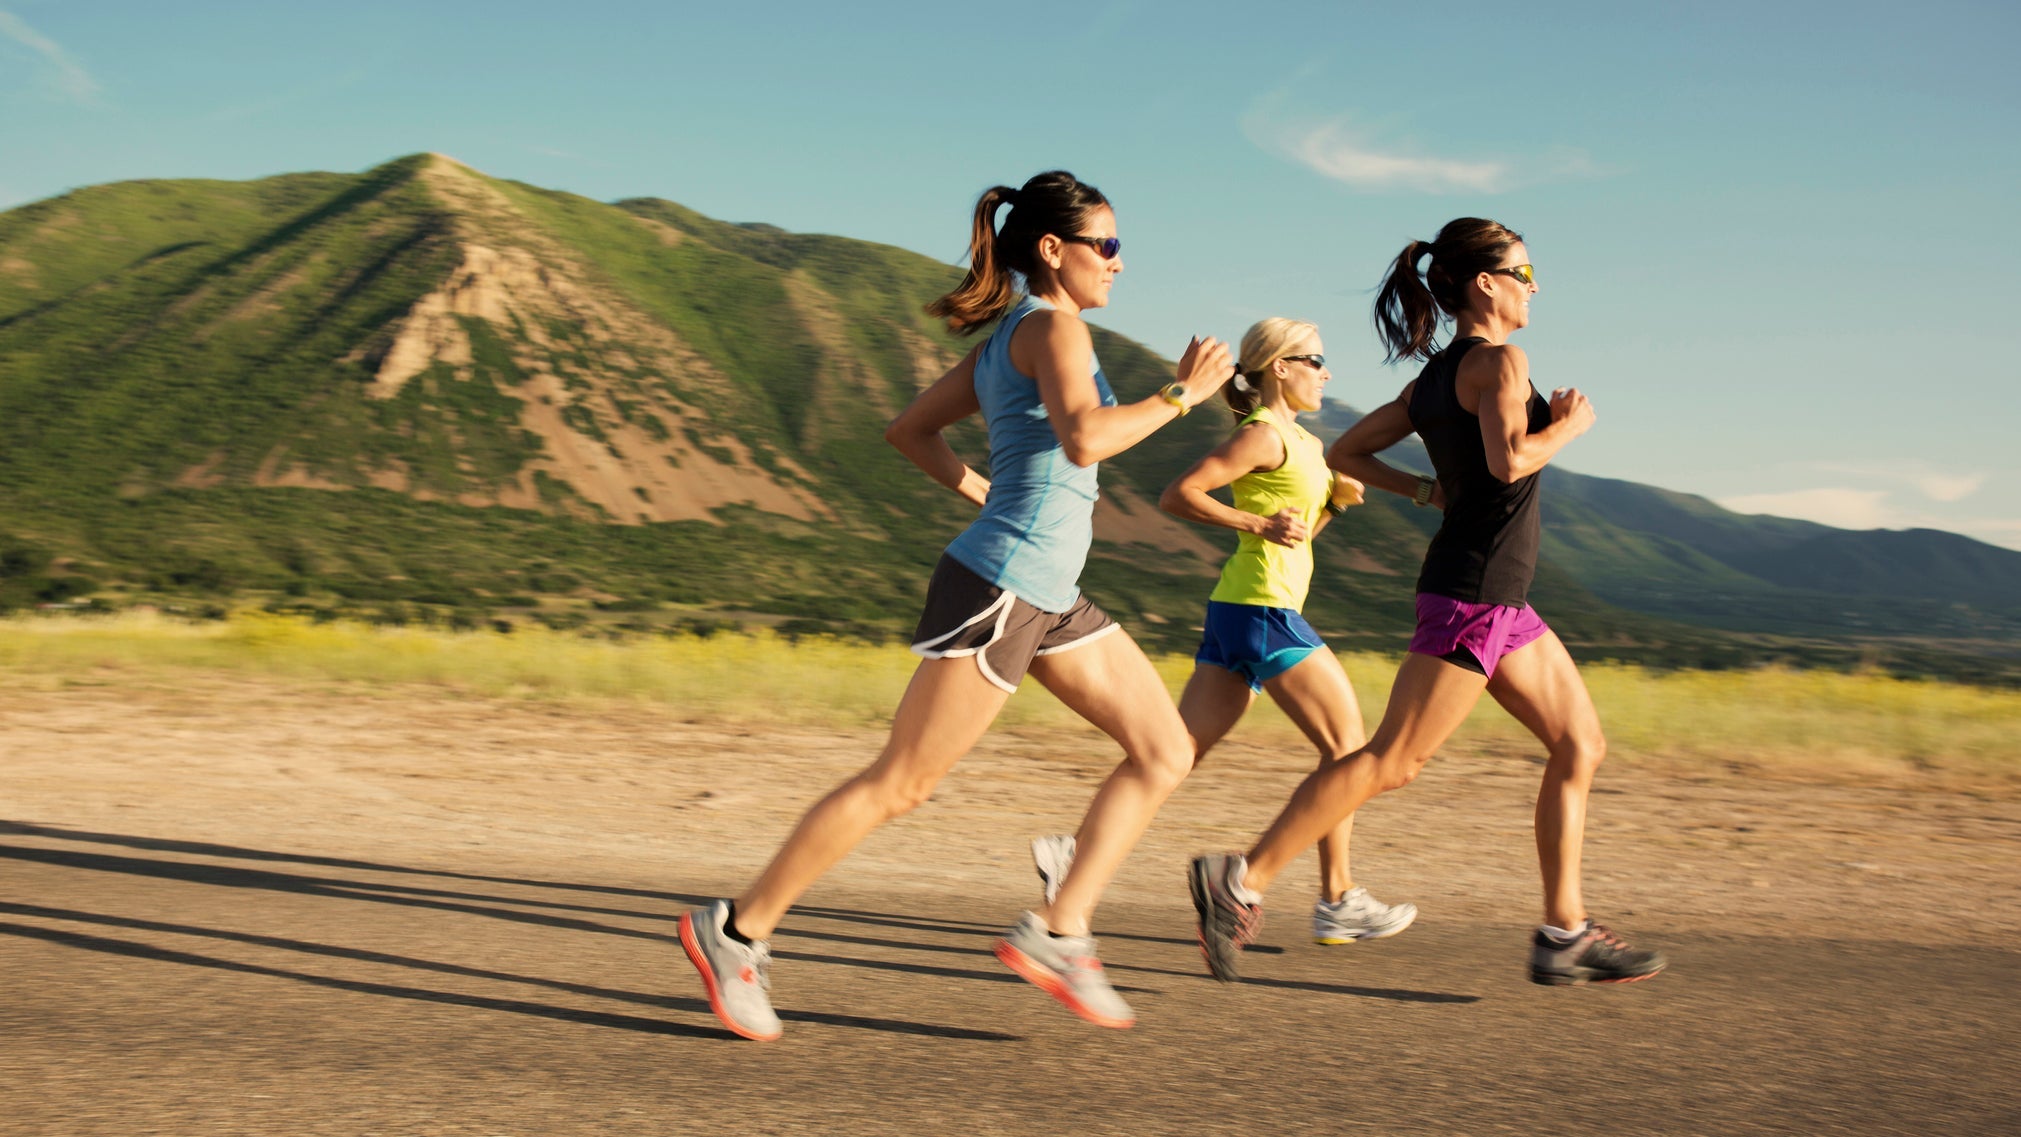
1188, 853, 1264, 982
1529, 920, 1668, 986
679, 900, 783, 1041
994, 911, 1135, 1029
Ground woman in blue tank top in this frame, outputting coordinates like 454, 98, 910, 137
1185, 218, 1668, 989
679, 171, 1234, 1038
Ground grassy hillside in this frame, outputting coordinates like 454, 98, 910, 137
0, 156, 2013, 683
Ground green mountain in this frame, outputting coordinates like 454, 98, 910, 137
0, 155, 2012, 682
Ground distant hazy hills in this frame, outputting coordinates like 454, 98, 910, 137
1, 155, 2013, 679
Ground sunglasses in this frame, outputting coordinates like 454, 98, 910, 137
1061, 235, 1122, 259
1486, 264, 1536, 285
1281, 354, 1326, 368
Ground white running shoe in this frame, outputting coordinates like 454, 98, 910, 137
678, 900, 782, 1041
1311, 887, 1418, 945
1030, 834, 1076, 905
994, 911, 1134, 1029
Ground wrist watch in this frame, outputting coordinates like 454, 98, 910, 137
1412, 473, 1437, 507
1159, 382, 1190, 415
1324, 471, 1347, 516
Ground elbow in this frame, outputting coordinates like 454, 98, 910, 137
1158, 483, 1186, 516
882, 417, 907, 450
1059, 435, 1101, 467
1486, 454, 1521, 483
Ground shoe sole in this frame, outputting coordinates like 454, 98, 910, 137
993, 939, 1134, 1029
678, 912, 783, 1042
1528, 964, 1668, 987
1313, 908, 1418, 945
1187, 859, 1244, 983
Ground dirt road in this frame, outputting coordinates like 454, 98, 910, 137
3, 673, 2017, 1135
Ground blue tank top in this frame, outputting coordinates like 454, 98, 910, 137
943, 296, 1117, 613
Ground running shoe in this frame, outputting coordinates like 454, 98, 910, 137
1528, 920, 1668, 986
1312, 887, 1419, 945
994, 911, 1135, 1029
678, 900, 783, 1041
1188, 853, 1263, 982
1031, 834, 1076, 905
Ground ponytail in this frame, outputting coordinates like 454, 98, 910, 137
1372, 219, 1525, 363
926, 186, 1023, 335
1373, 240, 1443, 363
926, 171, 1111, 335
1220, 369, 1258, 418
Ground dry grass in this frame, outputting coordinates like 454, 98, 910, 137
2, 612, 2014, 784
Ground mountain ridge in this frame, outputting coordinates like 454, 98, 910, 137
1, 155, 2014, 681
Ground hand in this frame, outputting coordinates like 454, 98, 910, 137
1549, 386, 1595, 437
1329, 472, 1365, 509
1175, 336, 1234, 407
1257, 508, 1309, 548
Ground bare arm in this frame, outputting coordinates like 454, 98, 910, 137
1308, 469, 1364, 539
1463, 344, 1593, 483
1015, 311, 1233, 466
1326, 385, 1438, 502
883, 345, 992, 507
1159, 423, 1311, 547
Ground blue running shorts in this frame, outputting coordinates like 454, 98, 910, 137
1194, 601, 1325, 692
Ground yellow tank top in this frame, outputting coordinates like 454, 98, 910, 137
1208, 406, 1332, 612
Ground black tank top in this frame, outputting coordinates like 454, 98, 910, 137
1408, 337, 1552, 607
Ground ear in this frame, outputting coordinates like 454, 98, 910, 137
1035, 233, 1065, 271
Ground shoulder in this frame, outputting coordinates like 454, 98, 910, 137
1224, 419, 1287, 464
1458, 342, 1528, 390
1015, 307, 1090, 349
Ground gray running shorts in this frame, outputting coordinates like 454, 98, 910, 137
910, 554, 1119, 693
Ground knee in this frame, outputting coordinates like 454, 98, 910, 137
857, 770, 938, 820
1370, 748, 1431, 793
1550, 730, 1607, 784
1127, 740, 1195, 794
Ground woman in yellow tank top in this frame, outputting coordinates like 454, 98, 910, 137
1032, 318, 1416, 946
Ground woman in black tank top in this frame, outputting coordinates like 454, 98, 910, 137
1184, 218, 1667, 988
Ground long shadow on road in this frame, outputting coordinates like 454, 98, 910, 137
0, 823, 1471, 1011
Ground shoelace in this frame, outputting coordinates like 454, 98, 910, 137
1236, 905, 1265, 946
748, 942, 773, 992
1585, 924, 1634, 958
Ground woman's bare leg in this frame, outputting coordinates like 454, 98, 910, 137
1260, 650, 1367, 900
1176, 663, 1256, 764
1027, 630, 1196, 937
732, 656, 1011, 939
1243, 651, 1486, 894
1484, 630, 1605, 930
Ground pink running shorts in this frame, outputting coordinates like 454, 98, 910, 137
1407, 593, 1550, 679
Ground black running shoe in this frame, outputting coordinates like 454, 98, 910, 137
1529, 921, 1668, 985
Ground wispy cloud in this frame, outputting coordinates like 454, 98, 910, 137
0, 9, 100, 104
1802, 461, 1988, 504
1910, 472, 1987, 503
1242, 99, 1600, 194
1718, 488, 1894, 530
1716, 485, 2021, 551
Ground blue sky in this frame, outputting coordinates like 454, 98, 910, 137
4, 0, 2018, 548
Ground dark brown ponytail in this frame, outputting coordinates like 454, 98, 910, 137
927, 171, 1111, 335
1372, 218, 1524, 362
